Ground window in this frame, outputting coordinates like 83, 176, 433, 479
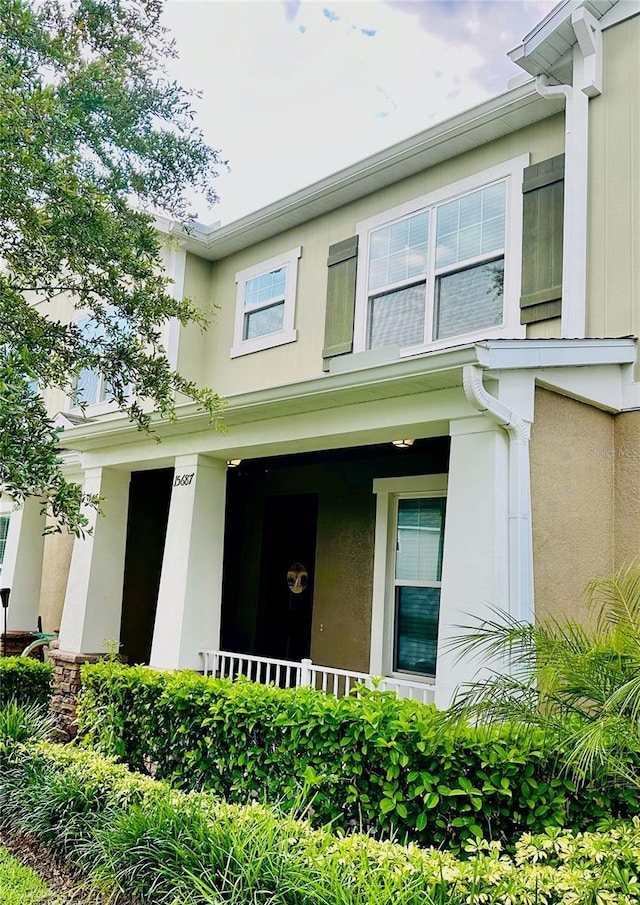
73, 317, 133, 409
370, 475, 447, 680
393, 497, 445, 676
355, 157, 526, 354
231, 247, 301, 357
0, 515, 9, 568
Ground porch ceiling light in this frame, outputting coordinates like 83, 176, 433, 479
227, 459, 242, 468
392, 439, 414, 448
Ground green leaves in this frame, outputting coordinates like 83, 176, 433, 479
5, 738, 640, 905
0, 0, 226, 532
0, 657, 53, 707
450, 563, 640, 793
76, 661, 639, 854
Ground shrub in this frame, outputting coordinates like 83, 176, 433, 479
0, 657, 53, 706
77, 662, 639, 852
1, 738, 640, 905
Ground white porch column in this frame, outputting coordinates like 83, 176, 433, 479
435, 417, 510, 708
58, 467, 131, 653
150, 454, 227, 672
0, 499, 46, 631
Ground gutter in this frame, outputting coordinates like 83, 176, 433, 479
463, 364, 534, 623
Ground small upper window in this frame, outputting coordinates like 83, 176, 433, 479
231, 247, 301, 357
354, 157, 526, 355
73, 316, 132, 409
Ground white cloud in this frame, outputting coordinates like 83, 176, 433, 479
162, 0, 555, 225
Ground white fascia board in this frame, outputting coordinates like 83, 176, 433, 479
475, 338, 636, 370
53, 344, 484, 450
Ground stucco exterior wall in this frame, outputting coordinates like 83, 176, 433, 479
174, 252, 215, 392
613, 410, 640, 567
39, 531, 74, 633
587, 13, 640, 347
202, 117, 564, 399
530, 387, 614, 623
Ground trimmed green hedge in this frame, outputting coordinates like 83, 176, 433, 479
2, 739, 640, 905
0, 657, 53, 706
77, 662, 639, 851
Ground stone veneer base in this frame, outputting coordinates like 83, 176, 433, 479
0, 630, 42, 659
49, 649, 106, 742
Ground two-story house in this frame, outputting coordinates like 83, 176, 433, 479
3, 0, 640, 708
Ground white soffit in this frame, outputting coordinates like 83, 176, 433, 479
509, 0, 619, 78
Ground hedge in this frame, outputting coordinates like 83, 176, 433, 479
1, 738, 640, 905
0, 657, 53, 706
77, 661, 639, 851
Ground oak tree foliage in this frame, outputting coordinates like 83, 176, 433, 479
0, 0, 224, 534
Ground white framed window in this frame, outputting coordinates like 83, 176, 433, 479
71, 316, 133, 413
370, 475, 447, 680
231, 246, 301, 358
354, 157, 528, 356
0, 514, 10, 569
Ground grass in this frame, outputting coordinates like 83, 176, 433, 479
0, 846, 59, 904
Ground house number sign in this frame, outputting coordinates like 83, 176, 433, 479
173, 473, 195, 487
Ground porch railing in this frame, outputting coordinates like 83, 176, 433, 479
199, 649, 435, 705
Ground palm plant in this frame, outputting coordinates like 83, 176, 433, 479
448, 563, 640, 786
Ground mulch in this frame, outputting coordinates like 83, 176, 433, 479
0, 828, 137, 904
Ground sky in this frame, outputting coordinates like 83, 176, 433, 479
161, 0, 558, 226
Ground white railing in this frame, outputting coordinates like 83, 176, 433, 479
199, 650, 435, 705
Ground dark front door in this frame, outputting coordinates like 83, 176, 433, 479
257, 493, 318, 662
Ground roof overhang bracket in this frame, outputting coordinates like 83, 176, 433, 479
571, 6, 602, 97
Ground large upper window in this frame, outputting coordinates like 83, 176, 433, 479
355, 157, 526, 354
231, 247, 301, 357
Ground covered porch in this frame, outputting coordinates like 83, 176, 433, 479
14, 340, 624, 709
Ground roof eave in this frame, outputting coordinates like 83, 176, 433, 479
166, 82, 564, 262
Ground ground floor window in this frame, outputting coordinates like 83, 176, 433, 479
370, 474, 447, 681
393, 497, 445, 675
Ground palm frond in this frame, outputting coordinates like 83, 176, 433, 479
447, 562, 640, 788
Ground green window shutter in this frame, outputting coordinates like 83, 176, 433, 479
520, 154, 564, 324
322, 235, 358, 370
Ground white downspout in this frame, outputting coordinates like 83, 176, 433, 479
463, 365, 534, 623
534, 8, 602, 340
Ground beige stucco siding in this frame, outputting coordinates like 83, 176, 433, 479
530, 387, 614, 623
174, 252, 215, 392
202, 117, 564, 398
587, 13, 640, 344
38, 531, 74, 633
614, 410, 640, 567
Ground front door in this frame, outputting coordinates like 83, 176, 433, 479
257, 493, 318, 662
